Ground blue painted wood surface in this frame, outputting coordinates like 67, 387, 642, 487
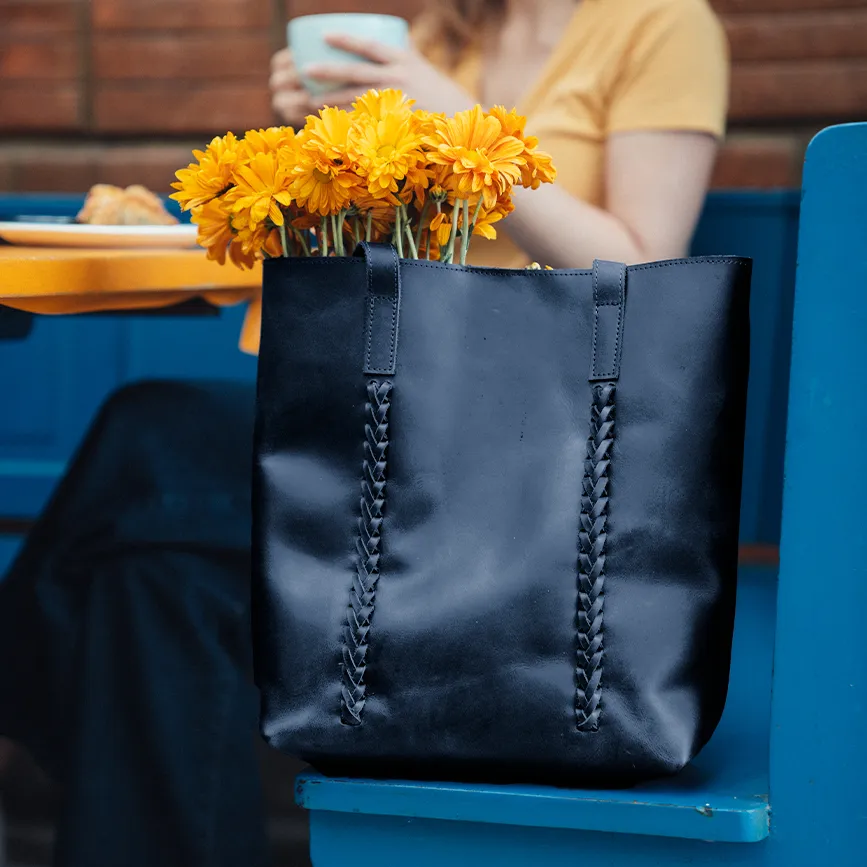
0, 193, 187, 222
298, 126, 866, 866
0, 307, 256, 518
691, 192, 800, 545
767, 122, 867, 864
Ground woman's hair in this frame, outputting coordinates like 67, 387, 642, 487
416, 0, 506, 64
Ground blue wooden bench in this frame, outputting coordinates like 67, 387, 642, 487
295, 123, 867, 865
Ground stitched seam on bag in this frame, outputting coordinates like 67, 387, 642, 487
365, 246, 374, 297
364, 295, 399, 373
592, 267, 625, 380
612, 267, 624, 378
388, 246, 399, 370
364, 296, 376, 372
575, 383, 614, 733
279, 256, 749, 273
591, 266, 600, 377
340, 379, 392, 726
401, 257, 749, 275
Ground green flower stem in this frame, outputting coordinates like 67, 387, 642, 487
320, 217, 329, 258
292, 228, 310, 257
352, 217, 361, 248
460, 198, 471, 265
394, 206, 405, 258
471, 196, 484, 230
279, 223, 290, 258
366, 211, 373, 243
338, 211, 348, 255
444, 203, 461, 264
415, 200, 430, 258
425, 229, 432, 260
462, 197, 485, 264
330, 214, 341, 257
404, 215, 419, 259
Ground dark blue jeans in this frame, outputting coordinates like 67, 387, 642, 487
0, 380, 268, 867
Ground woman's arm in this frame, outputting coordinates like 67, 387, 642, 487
504, 130, 718, 268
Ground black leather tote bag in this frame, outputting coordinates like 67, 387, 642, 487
253, 243, 751, 787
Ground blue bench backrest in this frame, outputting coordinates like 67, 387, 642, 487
692, 191, 800, 545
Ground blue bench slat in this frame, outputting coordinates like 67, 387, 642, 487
297, 770, 768, 844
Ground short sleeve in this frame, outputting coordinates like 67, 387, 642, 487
606, 0, 729, 138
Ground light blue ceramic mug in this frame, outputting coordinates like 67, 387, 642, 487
288, 13, 410, 96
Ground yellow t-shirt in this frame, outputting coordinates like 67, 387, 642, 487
421, 0, 729, 268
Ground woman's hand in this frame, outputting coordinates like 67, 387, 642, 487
302, 34, 475, 116
270, 48, 319, 128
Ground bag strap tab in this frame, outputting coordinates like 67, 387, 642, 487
356, 242, 401, 376
590, 260, 627, 382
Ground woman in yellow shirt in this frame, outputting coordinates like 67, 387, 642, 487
271, 0, 728, 269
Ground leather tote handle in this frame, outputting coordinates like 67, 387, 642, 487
355, 242, 402, 376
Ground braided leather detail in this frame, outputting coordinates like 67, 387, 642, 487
341, 380, 393, 726
575, 383, 615, 732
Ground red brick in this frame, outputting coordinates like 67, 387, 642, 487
726, 11, 867, 61
287, 0, 421, 15
93, 33, 273, 80
730, 59, 867, 121
0, 83, 80, 130
93, 83, 273, 134
2, 0, 80, 35
713, 0, 866, 12
711, 135, 803, 189
96, 144, 206, 194
92, 0, 273, 30
0, 142, 206, 193
0, 153, 14, 193
0, 40, 80, 79
4, 145, 98, 192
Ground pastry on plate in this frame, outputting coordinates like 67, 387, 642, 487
77, 184, 178, 226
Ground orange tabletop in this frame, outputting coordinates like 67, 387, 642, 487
0, 246, 263, 352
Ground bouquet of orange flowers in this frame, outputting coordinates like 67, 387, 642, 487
171, 89, 556, 269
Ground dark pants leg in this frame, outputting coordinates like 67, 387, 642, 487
0, 380, 267, 867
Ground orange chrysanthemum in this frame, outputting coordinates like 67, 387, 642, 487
352, 89, 414, 122
171, 132, 240, 211
472, 194, 515, 240
429, 208, 454, 247
348, 113, 426, 201
191, 197, 235, 265
411, 109, 444, 139
426, 106, 526, 208
301, 106, 353, 162
231, 151, 293, 227
235, 222, 284, 259
486, 106, 557, 189
241, 126, 296, 158
289, 109, 361, 216
289, 150, 359, 216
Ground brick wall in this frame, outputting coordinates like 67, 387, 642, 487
1, 0, 865, 195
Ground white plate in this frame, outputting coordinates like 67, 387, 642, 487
0, 221, 199, 249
